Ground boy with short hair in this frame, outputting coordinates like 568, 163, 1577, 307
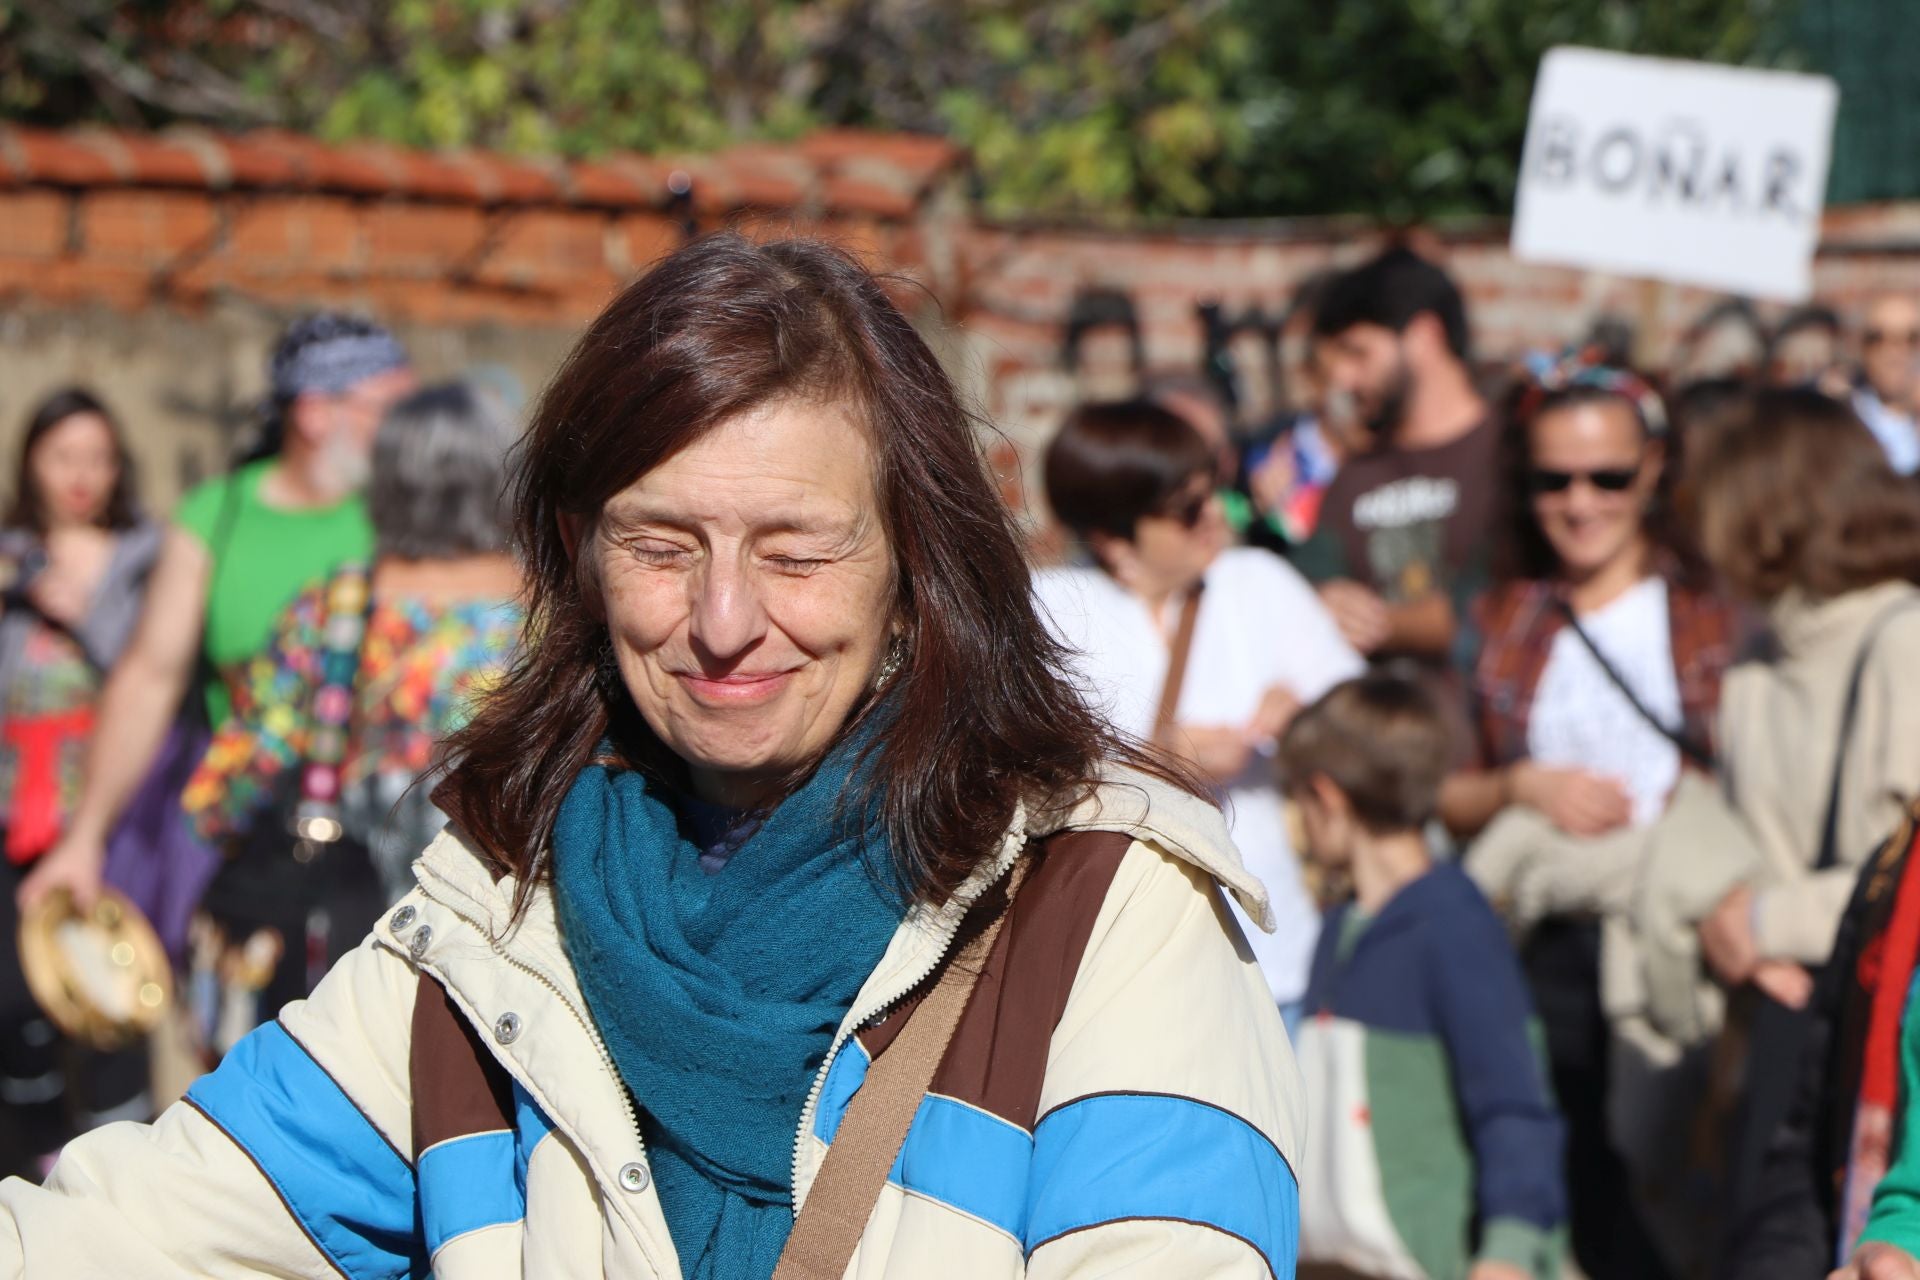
1282, 672, 1566, 1280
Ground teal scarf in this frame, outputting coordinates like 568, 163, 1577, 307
551, 734, 905, 1280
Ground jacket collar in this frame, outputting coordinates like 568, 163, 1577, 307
409, 760, 1264, 988
1767, 579, 1918, 660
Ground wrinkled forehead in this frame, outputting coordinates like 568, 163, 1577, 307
597, 397, 883, 537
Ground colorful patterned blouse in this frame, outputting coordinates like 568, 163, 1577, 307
0, 622, 99, 857
183, 581, 522, 899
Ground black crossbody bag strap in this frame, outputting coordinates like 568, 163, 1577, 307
1552, 595, 1716, 770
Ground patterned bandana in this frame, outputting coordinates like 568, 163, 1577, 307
269, 312, 409, 401
1517, 345, 1669, 437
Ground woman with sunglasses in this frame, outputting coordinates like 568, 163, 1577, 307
1441, 355, 1742, 1280
1035, 399, 1363, 1016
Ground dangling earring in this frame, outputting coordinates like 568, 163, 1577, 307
875, 633, 907, 687
593, 633, 623, 701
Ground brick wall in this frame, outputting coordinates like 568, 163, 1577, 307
3, 124, 1918, 515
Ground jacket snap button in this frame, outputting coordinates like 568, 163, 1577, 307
388, 905, 416, 931
619, 1162, 650, 1193
409, 925, 432, 958
493, 1012, 522, 1045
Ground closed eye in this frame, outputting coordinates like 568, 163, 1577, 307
629, 541, 692, 566
765, 556, 827, 575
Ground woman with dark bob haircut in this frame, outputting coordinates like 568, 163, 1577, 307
0, 235, 1305, 1279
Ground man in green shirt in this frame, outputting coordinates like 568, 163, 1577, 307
19, 313, 413, 910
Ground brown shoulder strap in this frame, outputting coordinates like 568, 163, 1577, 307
1151, 586, 1203, 743
773, 858, 1031, 1280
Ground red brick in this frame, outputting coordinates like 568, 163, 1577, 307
80, 190, 220, 262
614, 213, 681, 273
0, 191, 71, 258
573, 157, 666, 207
819, 173, 916, 220
218, 131, 317, 187
472, 209, 609, 287
116, 135, 215, 187
226, 196, 363, 271
390, 151, 487, 202
460, 153, 562, 204
798, 130, 962, 184
10, 130, 119, 185
364, 203, 488, 274
812, 216, 890, 267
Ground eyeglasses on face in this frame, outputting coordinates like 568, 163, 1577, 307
1864, 328, 1920, 349
1527, 465, 1640, 496
1157, 490, 1212, 529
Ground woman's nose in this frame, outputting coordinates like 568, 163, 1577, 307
686, 557, 770, 663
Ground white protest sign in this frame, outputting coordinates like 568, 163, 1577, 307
1512, 47, 1838, 301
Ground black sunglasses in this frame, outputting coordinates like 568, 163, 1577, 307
1157, 490, 1211, 529
1527, 465, 1640, 495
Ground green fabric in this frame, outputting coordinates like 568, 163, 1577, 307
1365, 1026, 1476, 1280
173, 461, 371, 723
1216, 486, 1253, 535
1335, 908, 1373, 965
1477, 1216, 1558, 1277
1361, 1023, 1563, 1280
1861, 981, 1920, 1254
1289, 523, 1347, 583
549, 724, 905, 1280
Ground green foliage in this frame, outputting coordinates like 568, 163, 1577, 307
0, 0, 1807, 220
1221, 0, 1799, 219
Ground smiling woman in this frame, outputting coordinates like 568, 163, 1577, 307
0, 234, 1309, 1280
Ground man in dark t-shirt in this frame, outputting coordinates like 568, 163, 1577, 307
1292, 248, 1498, 667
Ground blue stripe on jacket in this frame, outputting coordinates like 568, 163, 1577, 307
187, 1020, 426, 1280
188, 1021, 559, 1273
418, 1082, 555, 1255
1027, 1092, 1299, 1275
814, 1044, 1299, 1270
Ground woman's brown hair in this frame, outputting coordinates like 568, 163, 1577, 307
1692, 387, 1920, 603
6, 387, 140, 534
434, 232, 1205, 903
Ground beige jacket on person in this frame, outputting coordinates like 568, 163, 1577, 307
0, 768, 1305, 1279
1722, 580, 1920, 965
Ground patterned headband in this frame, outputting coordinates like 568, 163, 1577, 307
1517, 345, 1668, 437
270, 314, 409, 402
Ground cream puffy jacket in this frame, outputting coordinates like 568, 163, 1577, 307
0, 769, 1304, 1278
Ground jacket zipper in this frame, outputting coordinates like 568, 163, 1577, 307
788, 858, 1013, 1206
423, 894, 645, 1145
409, 888, 684, 1280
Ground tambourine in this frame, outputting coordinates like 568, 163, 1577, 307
17, 887, 171, 1050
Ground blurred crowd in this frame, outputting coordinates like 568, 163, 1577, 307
4, 242, 1920, 1280
1035, 249, 1920, 1280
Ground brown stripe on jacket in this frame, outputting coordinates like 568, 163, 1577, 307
856, 829, 1133, 1132
412, 975, 516, 1156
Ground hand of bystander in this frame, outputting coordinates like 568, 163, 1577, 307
1318, 579, 1391, 654
1832, 1241, 1920, 1280
1509, 761, 1633, 837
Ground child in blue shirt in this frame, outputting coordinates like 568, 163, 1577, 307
1281, 672, 1566, 1280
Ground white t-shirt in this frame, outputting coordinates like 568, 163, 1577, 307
1033, 547, 1365, 1005
1526, 576, 1683, 828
